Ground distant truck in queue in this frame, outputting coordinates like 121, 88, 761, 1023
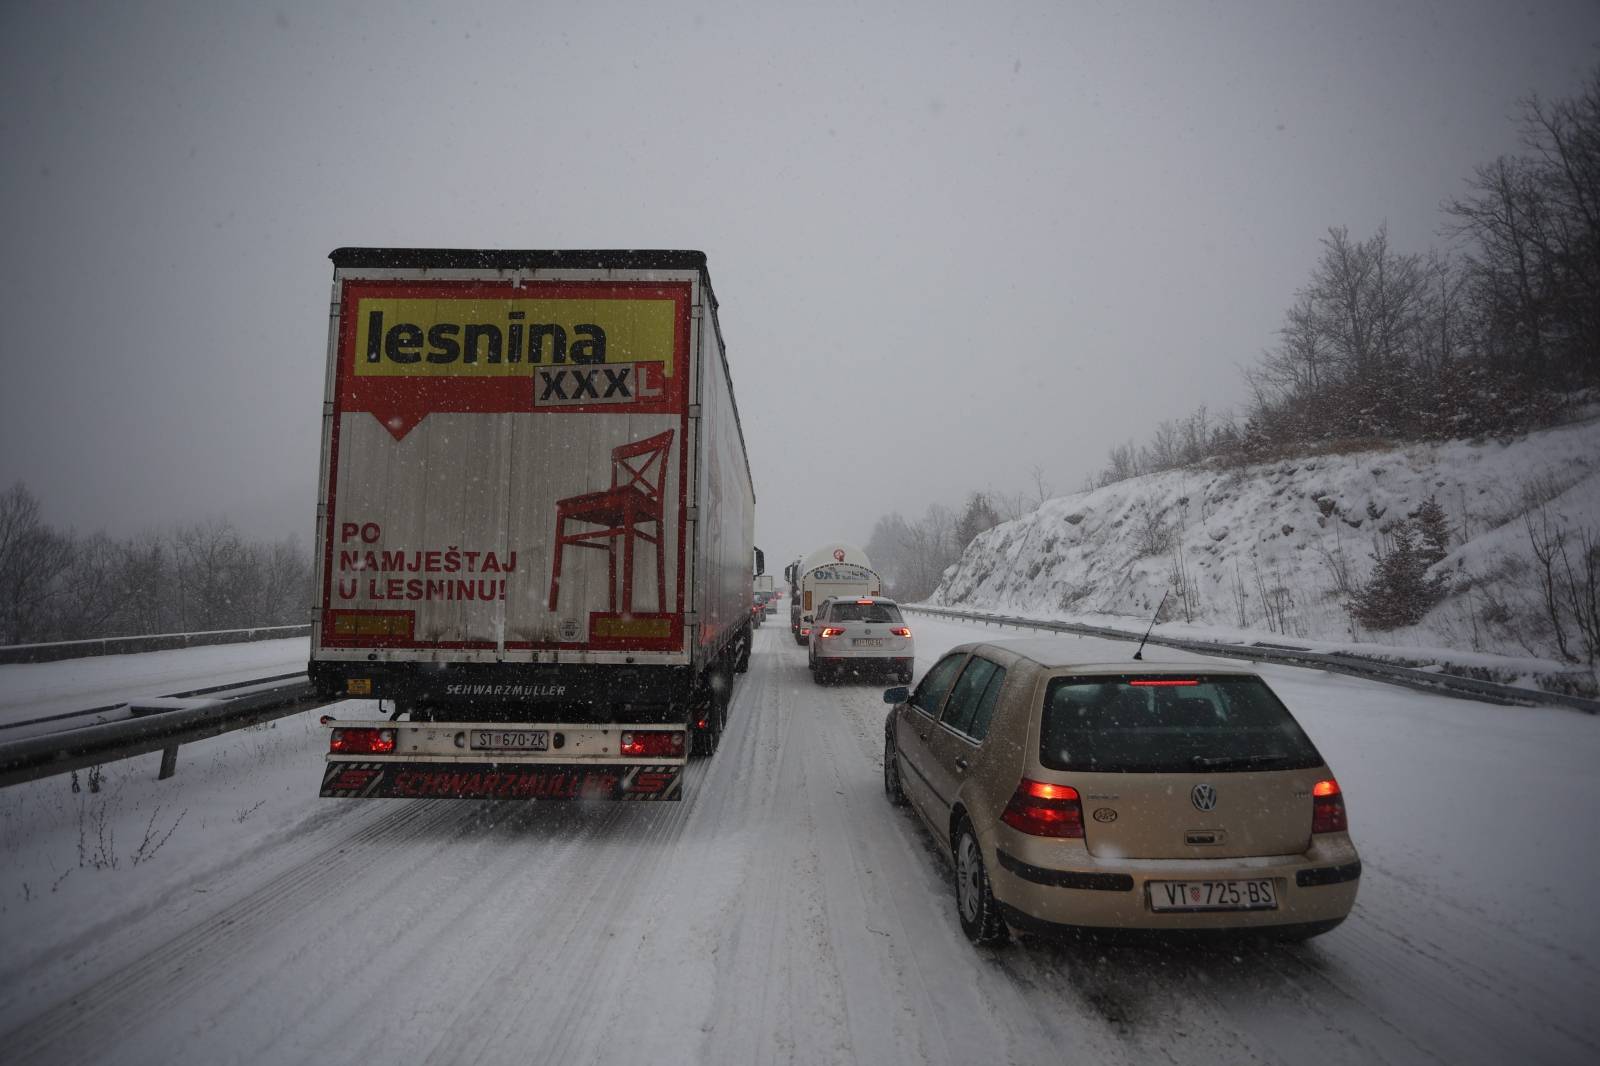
310, 248, 758, 802
786, 557, 805, 637
792, 544, 881, 645
755, 573, 776, 614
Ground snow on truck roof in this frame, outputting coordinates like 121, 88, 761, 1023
329, 248, 708, 271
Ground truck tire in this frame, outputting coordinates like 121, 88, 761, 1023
689, 673, 730, 757
690, 703, 721, 757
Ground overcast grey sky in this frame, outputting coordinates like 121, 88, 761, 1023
2, 0, 1596, 571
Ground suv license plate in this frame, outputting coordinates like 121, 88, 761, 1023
853, 637, 883, 647
469, 729, 550, 752
1148, 879, 1277, 911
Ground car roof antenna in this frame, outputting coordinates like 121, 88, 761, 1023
1133, 590, 1170, 661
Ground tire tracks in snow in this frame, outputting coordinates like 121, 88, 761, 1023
0, 797, 467, 1062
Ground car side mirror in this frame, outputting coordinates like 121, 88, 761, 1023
883, 686, 909, 704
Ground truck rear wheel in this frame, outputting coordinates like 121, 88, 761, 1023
690, 707, 720, 756
689, 681, 727, 757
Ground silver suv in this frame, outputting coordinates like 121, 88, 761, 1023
809, 596, 915, 684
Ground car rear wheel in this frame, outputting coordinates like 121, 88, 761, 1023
953, 819, 1008, 945
883, 724, 907, 806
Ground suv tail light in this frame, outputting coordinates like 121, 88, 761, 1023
889, 627, 911, 637
1001, 779, 1084, 838
621, 730, 685, 757
1311, 778, 1347, 833
329, 727, 395, 754
820, 627, 846, 639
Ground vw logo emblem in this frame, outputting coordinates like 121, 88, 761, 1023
1191, 784, 1218, 811
833, 548, 846, 562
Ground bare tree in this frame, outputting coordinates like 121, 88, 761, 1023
172, 520, 253, 631
896, 503, 958, 601
0, 483, 73, 643
1029, 464, 1053, 508
51, 533, 124, 638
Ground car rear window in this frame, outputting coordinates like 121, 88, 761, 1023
1039, 675, 1323, 773
827, 602, 902, 623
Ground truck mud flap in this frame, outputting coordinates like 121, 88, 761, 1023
321, 761, 683, 801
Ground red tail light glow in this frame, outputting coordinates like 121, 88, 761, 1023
621, 730, 685, 757
329, 727, 395, 755
1129, 678, 1199, 686
856, 599, 875, 605
800, 627, 811, 636
889, 627, 911, 637
820, 627, 846, 638
1001, 778, 1085, 838
1311, 778, 1347, 833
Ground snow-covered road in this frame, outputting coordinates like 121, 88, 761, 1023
1, 618, 1596, 1064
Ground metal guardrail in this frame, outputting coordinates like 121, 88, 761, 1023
907, 605, 1600, 715
0, 625, 312, 665
0, 677, 326, 788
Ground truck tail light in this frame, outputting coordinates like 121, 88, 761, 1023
820, 627, 846, 638
621, 730, 685, 757
1311, 778, 1347, 833
329, 727, 395, 755
889, 627, 911, 637
1001, 779, 1084, 838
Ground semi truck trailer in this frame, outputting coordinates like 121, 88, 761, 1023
310, 248, 756, 800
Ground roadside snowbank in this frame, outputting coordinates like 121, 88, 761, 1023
933, 419, 1600, 690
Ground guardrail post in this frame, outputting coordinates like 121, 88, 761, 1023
158, 744, 179, 780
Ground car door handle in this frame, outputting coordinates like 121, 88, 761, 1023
955, 757, 969, 771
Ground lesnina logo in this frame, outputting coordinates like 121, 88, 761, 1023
351, 294, 680, 378
364, 308, 607, 366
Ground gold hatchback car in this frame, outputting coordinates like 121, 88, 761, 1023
883, 639, 1360, 944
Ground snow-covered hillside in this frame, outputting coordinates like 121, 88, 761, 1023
934, 417, 1600, 689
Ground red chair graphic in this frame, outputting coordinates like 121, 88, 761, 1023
548, 430, 674, 614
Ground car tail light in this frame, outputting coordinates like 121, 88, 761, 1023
800, 626, 811, 636
856, 599, 874, 605
329, 727, 395, 754
820, 626, 846, 638
1001, 778, 1084, 838
1311, 778, 1347, 833
889, 627, 911, 637
621, 730, 685, 757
